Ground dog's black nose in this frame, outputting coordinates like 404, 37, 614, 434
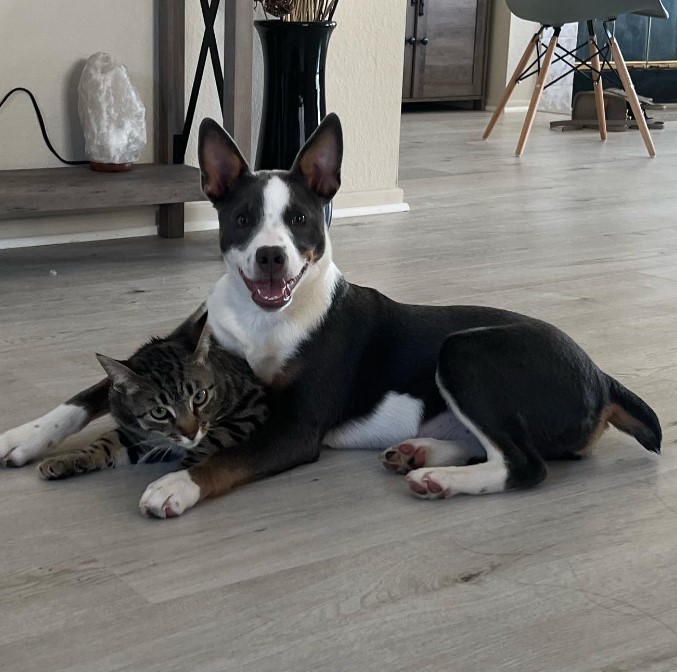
255, 246, 287, 272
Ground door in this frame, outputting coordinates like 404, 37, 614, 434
402, 0, 418, 99
412, 0, 489, 99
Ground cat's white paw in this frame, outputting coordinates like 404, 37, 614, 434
0, 405, 87, 467
0, 423, 42, 466
139, 470, 201, 519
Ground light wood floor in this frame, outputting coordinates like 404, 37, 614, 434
3, 111, 677, 672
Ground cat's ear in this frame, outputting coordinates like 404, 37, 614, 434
171, 306, 209, 352
96, 354, 143, 394
194, 322, 213, 363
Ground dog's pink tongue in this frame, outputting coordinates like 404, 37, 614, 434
251, 278, 289, 306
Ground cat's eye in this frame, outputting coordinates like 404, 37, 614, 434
236, 214, 250, 228
193, 389, 209, 406
291, 213, 305, 226
149, 406, 170, 420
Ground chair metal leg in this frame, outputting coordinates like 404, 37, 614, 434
483, 29, 543, 140
587, 22, 607, 141
515, 29, 560, 157
608, 36, 656, 157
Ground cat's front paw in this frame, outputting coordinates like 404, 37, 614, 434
0, 405, 86, 467
0, 422, 52, 467
139, 470, 201, 519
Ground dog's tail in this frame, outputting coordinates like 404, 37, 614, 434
606, 375, 662, 454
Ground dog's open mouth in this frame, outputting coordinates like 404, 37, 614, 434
239, 264, 308, 310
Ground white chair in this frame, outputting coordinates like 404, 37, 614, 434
483, 0, 669, 156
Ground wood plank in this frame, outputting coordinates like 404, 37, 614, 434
157, 203, 185, 239
0, 164, 205, 219
223, 0, 253, 162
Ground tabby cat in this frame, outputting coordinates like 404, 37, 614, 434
37, 310, 267, 480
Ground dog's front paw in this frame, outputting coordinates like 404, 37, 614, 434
139, 471, 201, 519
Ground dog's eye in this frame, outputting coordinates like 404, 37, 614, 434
236, 214, 250, 228
291, 213, 305, 226
149, 406, 170, 421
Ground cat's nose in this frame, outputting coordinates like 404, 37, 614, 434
177, 419, 199, 440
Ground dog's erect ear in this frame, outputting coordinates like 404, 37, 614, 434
96, 354, 143, 394
198, 118, 250, 201
291, 113, 343, 201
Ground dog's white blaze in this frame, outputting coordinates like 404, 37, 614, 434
406, 374, 508, 496
324, 392, 424, 450
262, 175, 290, 226
0, 404, 88, 466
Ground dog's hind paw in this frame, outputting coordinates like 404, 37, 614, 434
381, 442, 427, 474
406, 468, 456, 499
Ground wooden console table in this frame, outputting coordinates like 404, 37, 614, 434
0, 0, 253, 239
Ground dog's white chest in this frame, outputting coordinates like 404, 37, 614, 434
207, 263, 341, 385
246, 344, 297, 384
207, 275, 307, 384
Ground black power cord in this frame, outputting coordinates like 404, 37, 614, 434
0, 87, 88, 165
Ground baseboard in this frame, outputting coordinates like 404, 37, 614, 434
333, 202, 410, 218
484, 105, 529, 113
0, 225, 160, 250
332, 187, 405, 210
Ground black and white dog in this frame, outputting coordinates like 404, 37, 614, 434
0, 114, 661, 517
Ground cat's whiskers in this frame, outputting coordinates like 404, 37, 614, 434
134, 430, 186, 464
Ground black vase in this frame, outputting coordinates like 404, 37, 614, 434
255, 20, 336, 224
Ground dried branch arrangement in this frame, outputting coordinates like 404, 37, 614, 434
256, 0, 340, 21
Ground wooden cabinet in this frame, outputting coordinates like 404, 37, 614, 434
402, 0, 491, 105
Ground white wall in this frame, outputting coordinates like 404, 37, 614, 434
0, 0, 156, 240
0, 0, 406, 245
485, 0, 539, 109
325, 0, 406, 209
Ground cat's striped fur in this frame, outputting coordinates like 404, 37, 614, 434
37, 309, 267, 480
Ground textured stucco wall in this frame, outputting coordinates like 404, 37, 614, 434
325, 0, 406, 208
0, 0, 155, 239
0, 0, 154, 170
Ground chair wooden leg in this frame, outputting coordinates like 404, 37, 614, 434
588, 31, 607, 141
608, 37, 656, 157
515, 29, 559, 157
483, 29, 543, 140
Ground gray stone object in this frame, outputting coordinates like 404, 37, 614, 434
77, 52, 147, 167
